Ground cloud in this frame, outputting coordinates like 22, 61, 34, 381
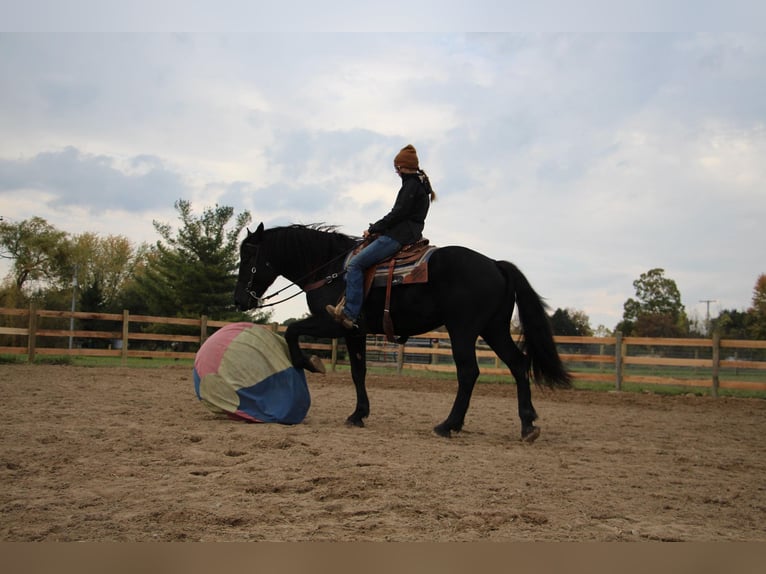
0, 147, 188, 212
219, 180, 332, 216
1, 31, 765, 329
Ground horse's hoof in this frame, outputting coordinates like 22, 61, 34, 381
346, 417, 365, 428
521, 426, 541, 444
433, 423, 452, 438
308, 354, 326, 374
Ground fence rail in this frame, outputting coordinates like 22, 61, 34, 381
1, 305, 765, 395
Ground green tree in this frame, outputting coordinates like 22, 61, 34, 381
0, 217, 68, 298
593, 324, 613, 338
0, 218, 145, 313
550, 307, 593, 336
128, 199, 259, 320
713, 309, 750, 340
711, 274, 766, 340
69, 233, 148, 312
618, 268, 688, 337
746, 273, 766, 340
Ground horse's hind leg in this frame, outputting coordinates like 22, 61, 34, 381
481, 325, 540, 442
434, 334, 480, 438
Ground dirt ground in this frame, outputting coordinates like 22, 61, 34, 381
1, 363, 765, 542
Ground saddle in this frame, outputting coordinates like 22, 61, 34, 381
345, 238, 437, 342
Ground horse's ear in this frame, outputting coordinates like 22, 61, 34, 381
254, 222, 265, 240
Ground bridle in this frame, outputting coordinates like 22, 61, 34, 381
243, 241, 358, 309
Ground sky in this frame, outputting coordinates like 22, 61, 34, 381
1, 4, 765, 330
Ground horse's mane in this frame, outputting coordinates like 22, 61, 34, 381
264, 223, 359, 278
281, 223, 359, 241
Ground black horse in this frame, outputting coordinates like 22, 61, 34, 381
234, 222, 572, 441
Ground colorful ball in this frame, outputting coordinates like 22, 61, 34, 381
193, 322, 310, 424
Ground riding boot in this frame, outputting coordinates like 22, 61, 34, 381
325, 296, 346, 320
325, 298, 359, 330
326, 307, 359, 330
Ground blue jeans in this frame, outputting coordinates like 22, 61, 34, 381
343, 235, 402, 320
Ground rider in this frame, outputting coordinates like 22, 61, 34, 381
326, 144, 436, 330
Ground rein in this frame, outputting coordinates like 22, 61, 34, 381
245, 242, 360, 309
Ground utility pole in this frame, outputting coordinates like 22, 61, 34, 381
699, 299, 717, 335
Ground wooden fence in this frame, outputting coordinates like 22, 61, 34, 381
1, 305, 765, 395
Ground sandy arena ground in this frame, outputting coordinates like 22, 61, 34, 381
1, 364, 765, 541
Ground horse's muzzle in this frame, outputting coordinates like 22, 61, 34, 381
234, 290, 261, 312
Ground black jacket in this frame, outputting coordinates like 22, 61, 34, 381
368, 172, 432, 245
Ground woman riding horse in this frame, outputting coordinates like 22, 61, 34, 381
326, 144, 436, 330
235, 221, 572, 442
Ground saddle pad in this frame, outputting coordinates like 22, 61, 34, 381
343, 242, 438, 287
372, 245, 437, 287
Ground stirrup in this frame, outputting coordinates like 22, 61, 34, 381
339, 314, 358, 331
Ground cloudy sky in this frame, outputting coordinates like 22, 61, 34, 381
1, 6, 764, 330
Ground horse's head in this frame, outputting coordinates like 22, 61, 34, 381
234, 222, 280, 311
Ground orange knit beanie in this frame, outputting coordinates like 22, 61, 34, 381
394, 144, 419, 171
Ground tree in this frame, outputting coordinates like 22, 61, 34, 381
752, 274, 766, 311
69, 233, 148, 312
711, 274, 766, 340
633, 313, 684, 338
746, 273, 766, 340
0, 217, 68, 295
0, 218, 145, 313
128, 199, 258, 320
713, 309, 750, 340
550, 307, 593, 336
618, 268, 688, 337
593, 324, 613, 338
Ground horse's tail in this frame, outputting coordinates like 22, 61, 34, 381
496, 260, 572, 389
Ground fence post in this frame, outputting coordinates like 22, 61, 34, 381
27, 301, 37, 363
614, 331, 623, 391
200, 315, 208, 345
121, 310, 129, 366
396, 343, 404, 375
711, 331, 720, 398
331, 338, 338, 371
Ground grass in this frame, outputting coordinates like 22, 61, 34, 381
332, 363, 766, 399
0, 354, 193, 369
3, 354, 764, 399
72, 356, 194, 368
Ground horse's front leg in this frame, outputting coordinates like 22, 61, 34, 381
284, 317, 328, 374
344, 333, 369, 427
